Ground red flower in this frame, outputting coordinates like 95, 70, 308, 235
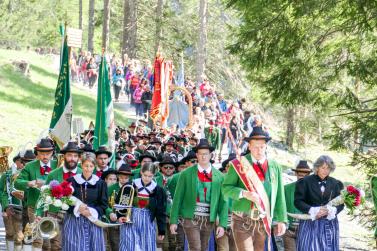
60, 181, 71, 188
51, 185, 63, 199
354, 196, 361, 206
346, 185, 360, 196
62, 187, 73, 196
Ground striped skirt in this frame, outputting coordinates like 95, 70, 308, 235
62, 214, 105, 251
119, 207, 156, 251
296, 218, 339, 251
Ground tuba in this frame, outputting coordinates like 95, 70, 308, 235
0, 146, 12, 173
114, 184, 135, 223
24, 217, 59, 244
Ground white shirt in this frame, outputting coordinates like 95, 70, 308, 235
197, 164, 212, 174
250, 156, 267, 165
63, 166, 78, 174
96, 166, 109, 172
40, 160, 51, 167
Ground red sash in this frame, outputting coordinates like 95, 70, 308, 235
231, 158, 272, 236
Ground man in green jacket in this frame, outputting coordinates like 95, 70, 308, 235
35, 141, 82, 251
170, 139, 228, 251
14, 138, 57, 251
0, 152, 26, 251
165, 151, 196, 251
283, 160, 311, 251
222, 127, 287, 251
371, 175, 377, 248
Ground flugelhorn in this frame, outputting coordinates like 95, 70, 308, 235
114, 184, 135, 223
0, 146, 13, 173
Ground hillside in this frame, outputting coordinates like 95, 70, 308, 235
0, 49, 131, 154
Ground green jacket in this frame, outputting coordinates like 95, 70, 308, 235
170, 164, 228, 228
284, 181, 301, 226
36, 167, 82, 216
14, 159, 58, 208
166, 173, 180, 198
105, 182, 121, 220
371, 176, 377, 237
0, 170, 22, 211
222, 155, 287, 223
204, 127, 221, 150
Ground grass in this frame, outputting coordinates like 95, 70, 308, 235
0, 49, 131, 157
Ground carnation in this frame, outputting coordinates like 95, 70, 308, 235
40, 185, 50, 192
62, 187, 73, 197
61, 203, 69, 210
45, 196, 52, 204
51, 186, 63, 198
53, 199, 62, 207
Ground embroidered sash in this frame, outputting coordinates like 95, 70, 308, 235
231, 157, 272, 236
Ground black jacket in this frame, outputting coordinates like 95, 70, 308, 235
294, 174, 344, 214
67, 175, 109, 218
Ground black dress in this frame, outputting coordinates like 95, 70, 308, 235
294, 174, 344, 251
62, 174, 108, 251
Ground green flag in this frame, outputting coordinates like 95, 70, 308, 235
49, 35, 72, 148
93, 55, 115, 167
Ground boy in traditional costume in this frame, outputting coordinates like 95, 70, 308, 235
106, 163, 133, 251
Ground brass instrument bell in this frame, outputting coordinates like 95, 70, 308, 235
0, 146, 12, 173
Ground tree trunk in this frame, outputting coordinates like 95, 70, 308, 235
122, 0, 137, 59
154, 0, 164, 54
88, 0, 95, 53
196, 0, 208, 83
79, 0, 83, 30
353, 77, 360, 151
286, 106, 295, 150
7, 0, 14, 12
102, 0, 111, 51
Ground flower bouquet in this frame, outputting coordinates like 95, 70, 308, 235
37, 180, 77, 212
288, 185, 365, 220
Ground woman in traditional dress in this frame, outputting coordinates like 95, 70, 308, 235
62, 152, 108, 251
118, 162, 166, 251
294, 155, 344, 251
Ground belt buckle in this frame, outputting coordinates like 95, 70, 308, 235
249, 210, 260, 221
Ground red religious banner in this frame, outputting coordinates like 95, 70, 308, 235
150, 56, 172, 125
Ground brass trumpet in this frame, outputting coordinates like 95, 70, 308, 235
114, 184, 135, 223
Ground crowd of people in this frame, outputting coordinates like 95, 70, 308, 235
1, 52, 375, 251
